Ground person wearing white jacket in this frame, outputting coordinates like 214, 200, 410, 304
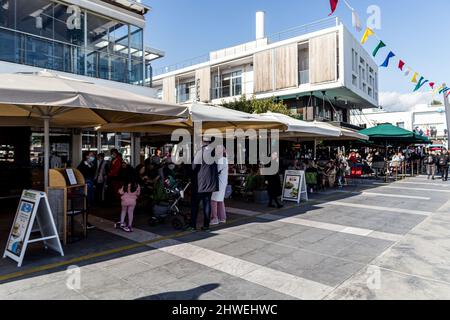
210, 146, 228, 225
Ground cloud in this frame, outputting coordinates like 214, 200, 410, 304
379, 91, 440, 112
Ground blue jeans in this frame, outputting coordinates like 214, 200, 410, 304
190, 192, 212, 229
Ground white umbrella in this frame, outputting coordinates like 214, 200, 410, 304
0, 71, 189, 189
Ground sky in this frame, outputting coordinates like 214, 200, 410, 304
140, 0, 450, 111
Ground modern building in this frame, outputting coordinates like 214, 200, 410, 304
0, 0, 163, 195
351, 103, 449, 147
151, 13, 379, 128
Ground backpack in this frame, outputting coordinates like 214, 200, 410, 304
439, 156, 447, 166
427, 155, 434, 164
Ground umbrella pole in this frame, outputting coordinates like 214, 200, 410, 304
43, 116, 50, 192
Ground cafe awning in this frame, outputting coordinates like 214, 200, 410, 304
101, 102, 287, 133
359, 123, 431, 144
259, 112, 341, 138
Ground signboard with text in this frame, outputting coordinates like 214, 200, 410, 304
281, 170, 308, 204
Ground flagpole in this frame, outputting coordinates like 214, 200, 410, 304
443, 83, 450, 149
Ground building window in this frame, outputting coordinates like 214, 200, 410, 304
0, 0, 146, 85
213, 70, 242, 99
352, 74, 357, 87
397, 122, 405, 129
298, 42, 309, 85
177, 81, 196, 103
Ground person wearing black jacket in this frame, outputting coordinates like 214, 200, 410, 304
438, 150, 449, 181
188, 138, 218, 232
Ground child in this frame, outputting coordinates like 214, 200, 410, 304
115, 176, 141, 232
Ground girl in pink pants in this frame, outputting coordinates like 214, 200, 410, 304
115, 178, 140, 232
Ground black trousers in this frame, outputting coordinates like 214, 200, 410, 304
190, 192, 212, 229
440, 166, 449, 180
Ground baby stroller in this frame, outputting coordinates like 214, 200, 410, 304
149, 178, 191, 230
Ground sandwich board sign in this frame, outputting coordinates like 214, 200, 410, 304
3, 190, 64, 267
281, 170, 308, 204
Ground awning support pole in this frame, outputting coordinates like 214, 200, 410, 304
43, 116, 50, 192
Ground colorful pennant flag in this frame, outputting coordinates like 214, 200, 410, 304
329, 0, 339, 16
380, 51, 395, 68
404, 68, 412, 77
398, 60, 405, 71
352, 10, 362, 32
439, 87, 450, 94
435, 85, 445, 95
361, 27, 375, 44
414, 77, 429, 92
373, 41, 386, 57
411, 72, 419, 83
429, 82, 435, 89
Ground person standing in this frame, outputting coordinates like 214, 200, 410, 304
425, 151, 437, 180
108, 148, 123, 199
188, 138, 218, 232
438, 150, 449, 181
115, 176, 141, 233
94, 153, 109, 204
77, 151, 97, 230
266, 152, 283, 209
210, 146, 228, 226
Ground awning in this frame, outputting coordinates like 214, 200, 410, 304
359, 123, 431, 144
0, 71, 189, 128
259, 112, 341, 138
101, 102, 287, 133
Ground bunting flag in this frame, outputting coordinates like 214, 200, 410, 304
329, 0, 339, 16
439, 87, 450, 94
372, 41, 386, 57
352, 10, 362, 32
398, 60, 405, 71
404, 68, 412, 77
411, 72, 419, 83
429, 82, 435, 89
380, 51, 395, 67
361, 27, 375, 44
435, 85, 445, 95
414, 77, 429, 92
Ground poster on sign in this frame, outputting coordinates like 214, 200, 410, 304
3, 190, 64, 267
281, 170, 308, 204
66, 168, 78, 185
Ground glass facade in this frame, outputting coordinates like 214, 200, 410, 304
0, 0, 146, 85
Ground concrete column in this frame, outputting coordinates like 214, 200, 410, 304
131, 133, 141, 167
72, 130, 82, 168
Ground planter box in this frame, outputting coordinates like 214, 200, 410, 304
254, 190, 269, 204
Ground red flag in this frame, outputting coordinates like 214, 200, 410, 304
329, 0, 339, 16
429, 82, 435, 89
398, 60, 405, 71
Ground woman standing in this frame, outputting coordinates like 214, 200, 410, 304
267, 152, 284, 209
210, 146, 228, 225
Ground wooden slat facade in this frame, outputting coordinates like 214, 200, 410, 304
195, 66, 211, 103
309, 32, 337, 84
275, 43, 298, 90
162, 76, 176, 103
253, 50, 274, 93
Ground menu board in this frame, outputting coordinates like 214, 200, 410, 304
6, 200, 34, 257
3, 190, 64, 267
66, 168, 78, 185
282, 170, 308, 204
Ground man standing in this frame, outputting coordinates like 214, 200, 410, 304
425, 151, 437, 180
187, 137, 218, 232
94, 153, 109, 204
438, 150, 449, 181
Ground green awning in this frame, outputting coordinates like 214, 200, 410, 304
359, 124, 430, 144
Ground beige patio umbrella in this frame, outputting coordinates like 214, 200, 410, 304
0, 71, 189, 188
101, 102, 287, 133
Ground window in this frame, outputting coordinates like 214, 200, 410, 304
352, 74, 357, 87
177, 81, 196, 103
298, 43, 309, 85
397, 122, 405, 129
213, 70, 242, 99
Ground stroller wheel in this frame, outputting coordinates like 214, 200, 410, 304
172, 216, 185, 230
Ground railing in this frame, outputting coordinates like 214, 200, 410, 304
153, 17, 339, 78
268, 17, 339, 43
211, 84, 244, 100
176, 92, 196, 104
0, 26, 147, 86
299, 70, 310, 85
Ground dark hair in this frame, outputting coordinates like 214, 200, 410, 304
98, 153, 105, 158
111, 149, 119, 156
123, 175, 139, 193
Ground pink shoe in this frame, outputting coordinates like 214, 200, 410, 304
210, 219, 219, 226
122, 226, 133, 233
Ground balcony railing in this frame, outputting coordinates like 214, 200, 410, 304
299, 70, 310, 85
211, 84, 243, 100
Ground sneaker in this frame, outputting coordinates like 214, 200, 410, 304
87, 223, 96, 230
219, 220, 226, 224
114, 222, 125, 229
210, 219, 219, 226
184, 226, 197, 232
122, 226, 133, 233
201, 227, 210, 232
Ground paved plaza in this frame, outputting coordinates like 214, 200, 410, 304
1, 176, 450, 300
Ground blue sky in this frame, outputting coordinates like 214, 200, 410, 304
142, 0, 449, 108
